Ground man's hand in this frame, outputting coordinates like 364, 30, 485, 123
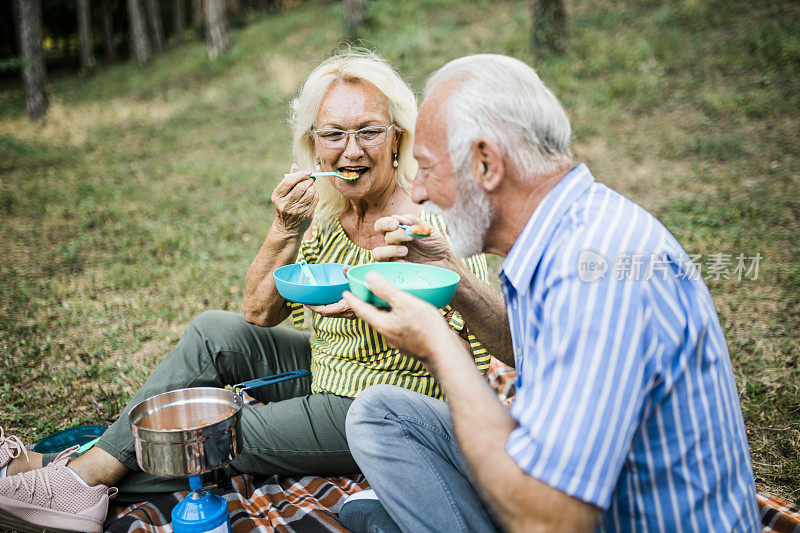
372, 215, 455, 269
342, 272, 462, 364
371, 213, 515, 366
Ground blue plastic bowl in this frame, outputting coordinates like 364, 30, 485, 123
33, 424, 108, 454
273, 263, 350, 305
347, 263, 460, 309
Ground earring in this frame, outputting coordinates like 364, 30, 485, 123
315, 159, 321, 171
392, 153, 398, 168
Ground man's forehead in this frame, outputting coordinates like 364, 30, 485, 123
421, 77, 462, 120
414, 103, 441, 160
417, 77, 464, 146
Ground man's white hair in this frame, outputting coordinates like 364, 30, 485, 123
424, 54, 572, 180
291, 49, 417, 224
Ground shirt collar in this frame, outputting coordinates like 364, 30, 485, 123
499, 163, 595, 291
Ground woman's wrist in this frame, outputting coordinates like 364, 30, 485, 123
270, 217, 308, 241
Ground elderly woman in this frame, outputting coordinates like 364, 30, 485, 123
0, 50, 491, 532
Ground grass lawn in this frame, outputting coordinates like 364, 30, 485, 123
1, 0, 798, 503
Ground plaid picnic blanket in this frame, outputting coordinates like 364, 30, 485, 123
759, 493, 800, 533
106, 474, 368, 532
104, 358, 799, 532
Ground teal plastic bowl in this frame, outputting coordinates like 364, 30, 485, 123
347, 263, 460, 309
273, 263, 349, 305
33, 424, 108, 454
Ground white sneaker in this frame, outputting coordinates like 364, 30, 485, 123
0, 426, 28, 471
0, 447, 117, 533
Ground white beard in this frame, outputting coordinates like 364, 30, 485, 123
425, 165, 493, 258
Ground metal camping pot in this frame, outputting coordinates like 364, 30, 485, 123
129, 370, 310, 478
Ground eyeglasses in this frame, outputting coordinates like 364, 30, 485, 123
312, 124, 396, 149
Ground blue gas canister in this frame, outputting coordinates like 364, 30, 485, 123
172, 476, 232, 533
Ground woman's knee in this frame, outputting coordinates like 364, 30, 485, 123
186, 309, 255, 346
165, 310, 258, 368
189, 309, 245, 335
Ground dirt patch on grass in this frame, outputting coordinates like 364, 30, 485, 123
5, 98, 188, 149
263, 53, 308, 96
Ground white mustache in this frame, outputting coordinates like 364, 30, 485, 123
421, 201, 445, 216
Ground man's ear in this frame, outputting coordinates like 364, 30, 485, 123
470, 139, 505, 192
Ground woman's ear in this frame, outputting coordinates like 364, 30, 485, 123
391, 127, 402, 153
470, 139, 505, 192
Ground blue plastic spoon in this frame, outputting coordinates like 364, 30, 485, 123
299, 259, 318, 284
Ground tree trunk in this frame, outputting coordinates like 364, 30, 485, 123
13, 0, 49, 121
191, 0, 202, 38
227, 0, 240, 20
127, 0, 151, 66
203, 0, 228, 59
172, 0, 185, 43
144, 0, 165, 52
531, 0, 566, 57
101, 0, 116, 61
343, 0, 365, 42
77, 0, 95, 74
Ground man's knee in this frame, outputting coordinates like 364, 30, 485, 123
346, 385, 437, 447
349, 383, 422, 419
347, 385, 401, 441
345, 386, 404, 466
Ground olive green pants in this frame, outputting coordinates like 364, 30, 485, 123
47, 310, 357, 503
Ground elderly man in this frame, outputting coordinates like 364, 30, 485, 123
341, 54, 760, 532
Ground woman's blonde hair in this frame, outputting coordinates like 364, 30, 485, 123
290, 48, 418, 224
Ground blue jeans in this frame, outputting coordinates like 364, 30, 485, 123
346, 385, 501, 533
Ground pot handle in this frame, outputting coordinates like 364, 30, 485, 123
233, 369, 311, 396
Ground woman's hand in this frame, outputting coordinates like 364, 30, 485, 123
305, 266, 355, 319
271, 163, 318, 234
306, 299, 357, 319
372, 214, 455, 269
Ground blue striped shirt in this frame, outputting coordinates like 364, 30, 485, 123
500, 163, 759, 532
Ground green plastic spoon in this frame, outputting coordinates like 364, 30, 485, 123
310, 171, 361, 181
77, 437, 101, 455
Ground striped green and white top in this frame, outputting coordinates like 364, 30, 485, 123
288, 211, 491, 400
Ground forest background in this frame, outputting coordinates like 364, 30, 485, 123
1, 0, 799, 504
